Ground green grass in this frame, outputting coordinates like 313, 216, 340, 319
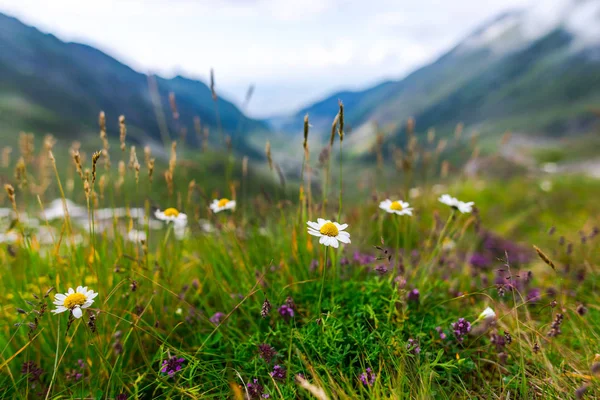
0, 130, 598, 400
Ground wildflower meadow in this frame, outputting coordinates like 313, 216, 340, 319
0, 106, 599, 400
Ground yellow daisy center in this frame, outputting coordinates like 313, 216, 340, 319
164, 208, 179, 217
319, 222, 339, 237
217, 198, 230, 208
64, 293, 86, 309
390, 201, 404, 211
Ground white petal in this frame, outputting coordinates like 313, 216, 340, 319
72, 307, 83, 319
317, 218, 326, 225
87, 291, 98, 300
307, 229, 322, 237
307, 221, 320, 230
52, 306, 67, 314
319, 236, 328, 245
336, 234, 351, 244
329, 237, 339, 248
336, 223, 348, 231
55, 294, 66, 301
82, 301, 93, 308
67, 288, 75, 295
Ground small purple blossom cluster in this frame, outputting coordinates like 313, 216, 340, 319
278, 296, 295, 321
258, 343, 277, 363
160, 356, 185, 377
270, 364, 287, 381
547, 313, 564, 337
359, 367, 376, 386
407, 288, 420, 303
435, 326, 447, 340
65, 359, 86, 381
451, 318, 471, 343
247, 378, 270, 399
353, 251, 376, 265
407, 338, 421, 355
209, 312, 225, 325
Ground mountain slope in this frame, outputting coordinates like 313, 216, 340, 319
0, 12, 268, 154
280, 0, 600, 149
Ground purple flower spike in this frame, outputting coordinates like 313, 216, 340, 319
359, 367, 376, 386
160, 356, 185, 377
210, 312, 225, 325
451, 318, 471, 343
270, 364, 287, 381
278, 304, 294, 321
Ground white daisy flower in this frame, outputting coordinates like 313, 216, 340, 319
438, 194, 474, 214
478, 307, 496, 321
155, 208, 187, 224
307, 218, 351, 249
127, 229, 147, 243
379, 199, 413, 216
52, 286, 98, 319
209, 198, 236, 213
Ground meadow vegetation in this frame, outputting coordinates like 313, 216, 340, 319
0, 105, 599, 400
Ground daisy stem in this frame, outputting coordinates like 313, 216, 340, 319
427, 210, 455, 272
337, 139, 343, 222
317, 247, 329, 318
45, 321, 60, 400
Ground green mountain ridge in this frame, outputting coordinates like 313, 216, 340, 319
277, 5, 600, 150
0, 12, 268, 156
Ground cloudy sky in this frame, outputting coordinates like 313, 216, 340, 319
0, 0, 538, 117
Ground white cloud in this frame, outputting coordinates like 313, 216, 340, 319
0, 0, 566, 117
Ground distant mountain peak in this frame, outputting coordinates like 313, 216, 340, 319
458, 0, 600, 56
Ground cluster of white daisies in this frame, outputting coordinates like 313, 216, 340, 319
307, 194, 473, 248
51, 195, 475, 321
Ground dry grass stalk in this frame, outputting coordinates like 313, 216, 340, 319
168, 92, 179, 120
265, 141, 273, 170
454, 122, 464, 140
330, 113, 339, 148
169, 141, 177, 175
533, 245, 556, 271
2, 147, 12, 168
164, 170, 173, 196
441, 160, 449, 178
303, 114, 309, 151
210, 68, 217, 101
242, 156, 248, 178
203, 127, 210, 152
72, 151, 84, 180
148, 158, 155, 182
91, 151, 102, 183
295, 374, 329, 400
338, 101, 344, 142
15, 157, 27, 188
427, 128, 436, 144
99, 111, 109, 152
187, 180, 196, 206
119, 115, 127, 151
406, 117, 415, 137
4, 184, 17, 217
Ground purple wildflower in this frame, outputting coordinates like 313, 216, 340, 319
359, 367, 376, 386
210, 312, 225, 325
353, 251, 376, 265
407, 338, 421, 355
374, 264, 388, 275
435, 326, 447, 340
278, 305, 294, 321
116, 394, 128, 400
526, 288, 541, 303
394, 276, 407, 290
469, 253, 491, 269
407, 288, 420, 302
258, 344, 277, 363
451, 318, 471, 343
247, 378, 265, 399
21, 361, 44, 384
270, 364, 287, 381
160, 356, 185, 377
